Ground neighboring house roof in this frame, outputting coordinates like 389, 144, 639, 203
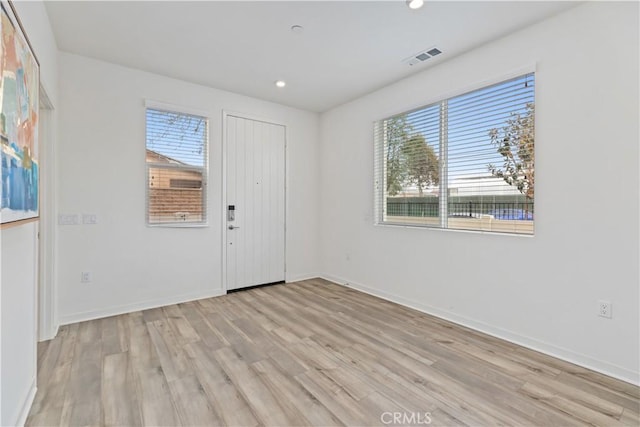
146, 149, 186, 165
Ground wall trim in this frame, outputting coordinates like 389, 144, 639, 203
58, 289, 225, 325
58, 275, 318, 325
38, 324, 59, 342
286, 273, 319, 283
319, 274, 640, 386
38, 89, 57, 343
15, 379, 36, 427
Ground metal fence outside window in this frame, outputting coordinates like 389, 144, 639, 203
387, 201, 534, 220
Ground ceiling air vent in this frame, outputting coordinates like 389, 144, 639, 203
403, 47, 443, 66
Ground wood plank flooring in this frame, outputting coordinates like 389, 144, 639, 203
27, 279, 639, 426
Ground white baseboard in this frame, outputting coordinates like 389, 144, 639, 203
58, 276, 319, 326
38, 324, 59, 342
319, 274, 640, 386
286, 272, 320, 283
15, 379, 37, 427
58, 289, 225, 325
58, 275, 319, 326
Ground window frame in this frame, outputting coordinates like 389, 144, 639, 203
374, 68, 536, 236
145, 100, 210, 228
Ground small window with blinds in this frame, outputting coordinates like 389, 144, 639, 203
374, 73, 535, 235
146, 107, 208, 226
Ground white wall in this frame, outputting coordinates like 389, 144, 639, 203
0, 1, 58, 425
5, 10, 636, 427
1, 225, 38, 426
319, 2, 639, 384
56, 53, 320, 324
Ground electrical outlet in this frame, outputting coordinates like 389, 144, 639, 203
598, 300, 612, 318
81, 272, 92, 283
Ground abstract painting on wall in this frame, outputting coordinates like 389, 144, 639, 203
0, 0, 39, 226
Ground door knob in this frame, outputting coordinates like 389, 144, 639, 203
228, 225, 240, 230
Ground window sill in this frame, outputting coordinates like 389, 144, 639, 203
374, 221, 534, 238
147, 222, 209, 229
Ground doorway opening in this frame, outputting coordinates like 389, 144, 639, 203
38, 86, 56, 341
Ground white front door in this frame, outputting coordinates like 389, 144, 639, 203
225, 115, 286, 291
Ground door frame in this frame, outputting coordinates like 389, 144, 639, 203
221, 110, 288, 293
38, 85, 57, 341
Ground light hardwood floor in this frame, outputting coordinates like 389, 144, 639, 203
27, 279, 639, 426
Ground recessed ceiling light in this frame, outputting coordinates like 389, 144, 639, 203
406, 0, 424, 10
291, 25, 304, 34
275, 80, 286, 88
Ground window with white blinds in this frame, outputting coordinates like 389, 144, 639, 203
146, 108, 208, 225
374, 73, 535, 235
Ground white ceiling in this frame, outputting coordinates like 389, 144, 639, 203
45, 1, 578, 112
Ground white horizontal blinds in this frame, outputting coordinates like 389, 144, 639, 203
447, 73, 534, 234
374, 104, 441, 226
374, 72, 535, 235
146, 108, 208, 225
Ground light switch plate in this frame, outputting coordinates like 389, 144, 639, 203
58, 214, 79, 225
82, 214, 97, 225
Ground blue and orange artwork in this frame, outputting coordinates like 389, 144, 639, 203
1, 3, 39, 224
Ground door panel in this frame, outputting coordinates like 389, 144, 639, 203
226, 116, 285, 290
